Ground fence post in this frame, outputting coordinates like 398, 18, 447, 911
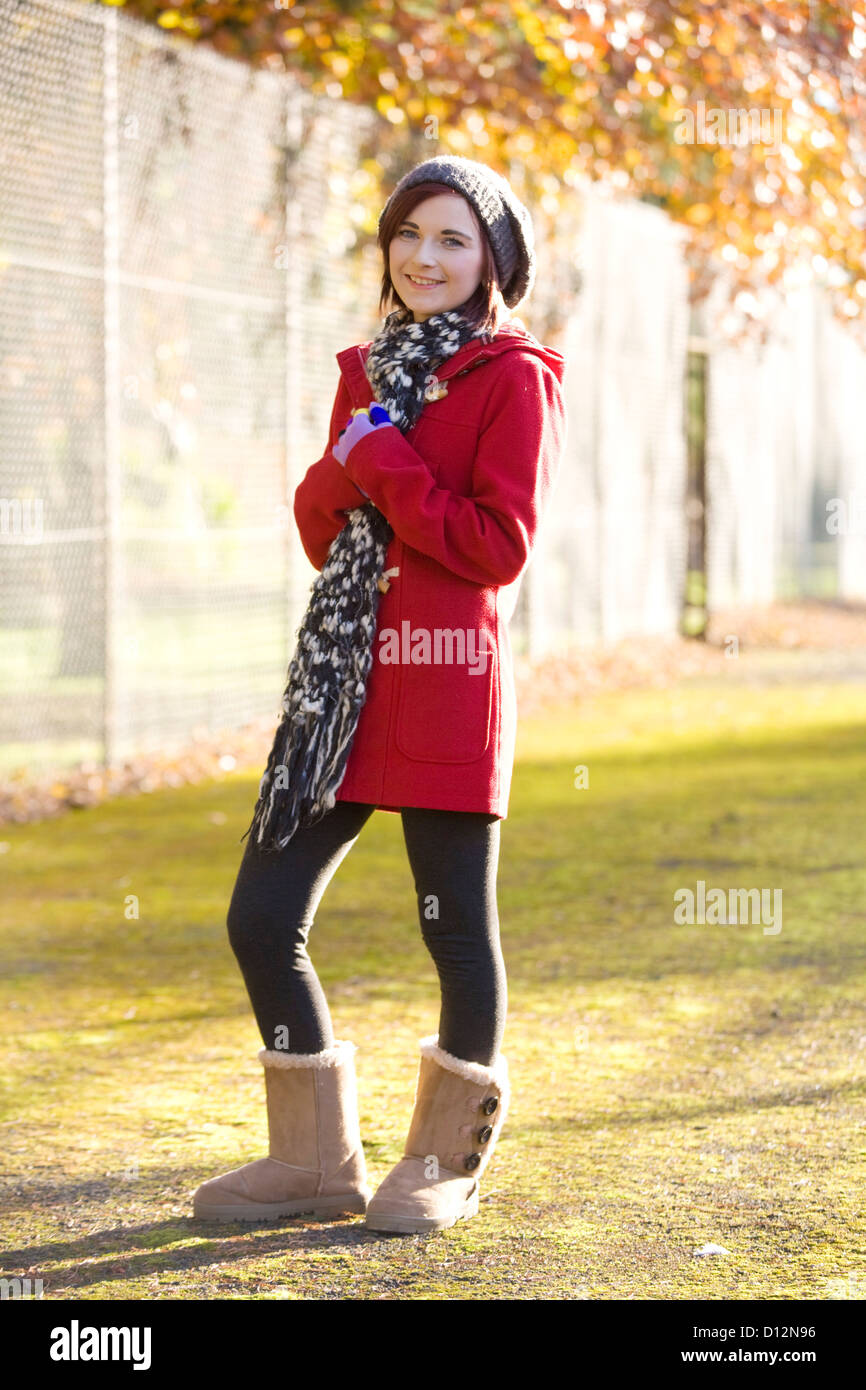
283, 84, 311, 661
102, 6, 121, 769
683, 330, 709, 638
525, 540, 548, 662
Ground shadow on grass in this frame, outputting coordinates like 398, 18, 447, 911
1, 1197, 426, 1290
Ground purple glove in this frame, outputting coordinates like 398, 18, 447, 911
332, 404, 394, 467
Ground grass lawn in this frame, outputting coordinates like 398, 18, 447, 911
1, 664, 865, 1300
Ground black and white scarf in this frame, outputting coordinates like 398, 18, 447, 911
242, 306, 491, 852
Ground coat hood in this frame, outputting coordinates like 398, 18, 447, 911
336, 315, 565, 406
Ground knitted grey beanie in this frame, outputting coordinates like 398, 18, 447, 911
378, 155, 536, 309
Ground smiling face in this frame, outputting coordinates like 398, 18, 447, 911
388, 191, 486, 323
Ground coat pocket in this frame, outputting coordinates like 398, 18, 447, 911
392, 568, 497, 765
409, 412, 479, 493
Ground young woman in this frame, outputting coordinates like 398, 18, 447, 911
192, 155, 566, 1235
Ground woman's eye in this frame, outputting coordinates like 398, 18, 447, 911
398, 229, 464, 247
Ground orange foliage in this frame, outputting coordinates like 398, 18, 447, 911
104, 1, 866, 344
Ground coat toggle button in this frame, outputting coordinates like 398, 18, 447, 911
377, 566, 400, 594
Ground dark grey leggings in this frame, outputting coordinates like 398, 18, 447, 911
226, 800, 506, 1066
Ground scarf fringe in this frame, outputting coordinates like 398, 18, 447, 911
241, 504, 392, 852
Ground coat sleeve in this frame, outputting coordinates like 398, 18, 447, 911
293, 374, 370, 570
340, 351, 566, 587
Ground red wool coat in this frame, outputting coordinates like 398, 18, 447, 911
292, 318, 567, 818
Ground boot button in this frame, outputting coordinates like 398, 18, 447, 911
481, 1096, 499, 1116
464, 1153, 482, 1171
478, 1125, 493, 1144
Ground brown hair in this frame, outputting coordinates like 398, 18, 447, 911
377, 180, 507, 338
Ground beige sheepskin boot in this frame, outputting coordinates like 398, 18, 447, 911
364, 1035, 510, 1235
192, 1039, 372, 1221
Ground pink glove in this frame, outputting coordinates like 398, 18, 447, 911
332, 404, 395, 467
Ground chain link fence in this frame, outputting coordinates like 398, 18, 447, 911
531, 190, 692, 654
1, 0, 385, 775
702, 274, 866, 610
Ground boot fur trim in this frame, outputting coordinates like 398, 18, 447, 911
419, 1035, 508, 1089
257, 1039, 356, 1070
